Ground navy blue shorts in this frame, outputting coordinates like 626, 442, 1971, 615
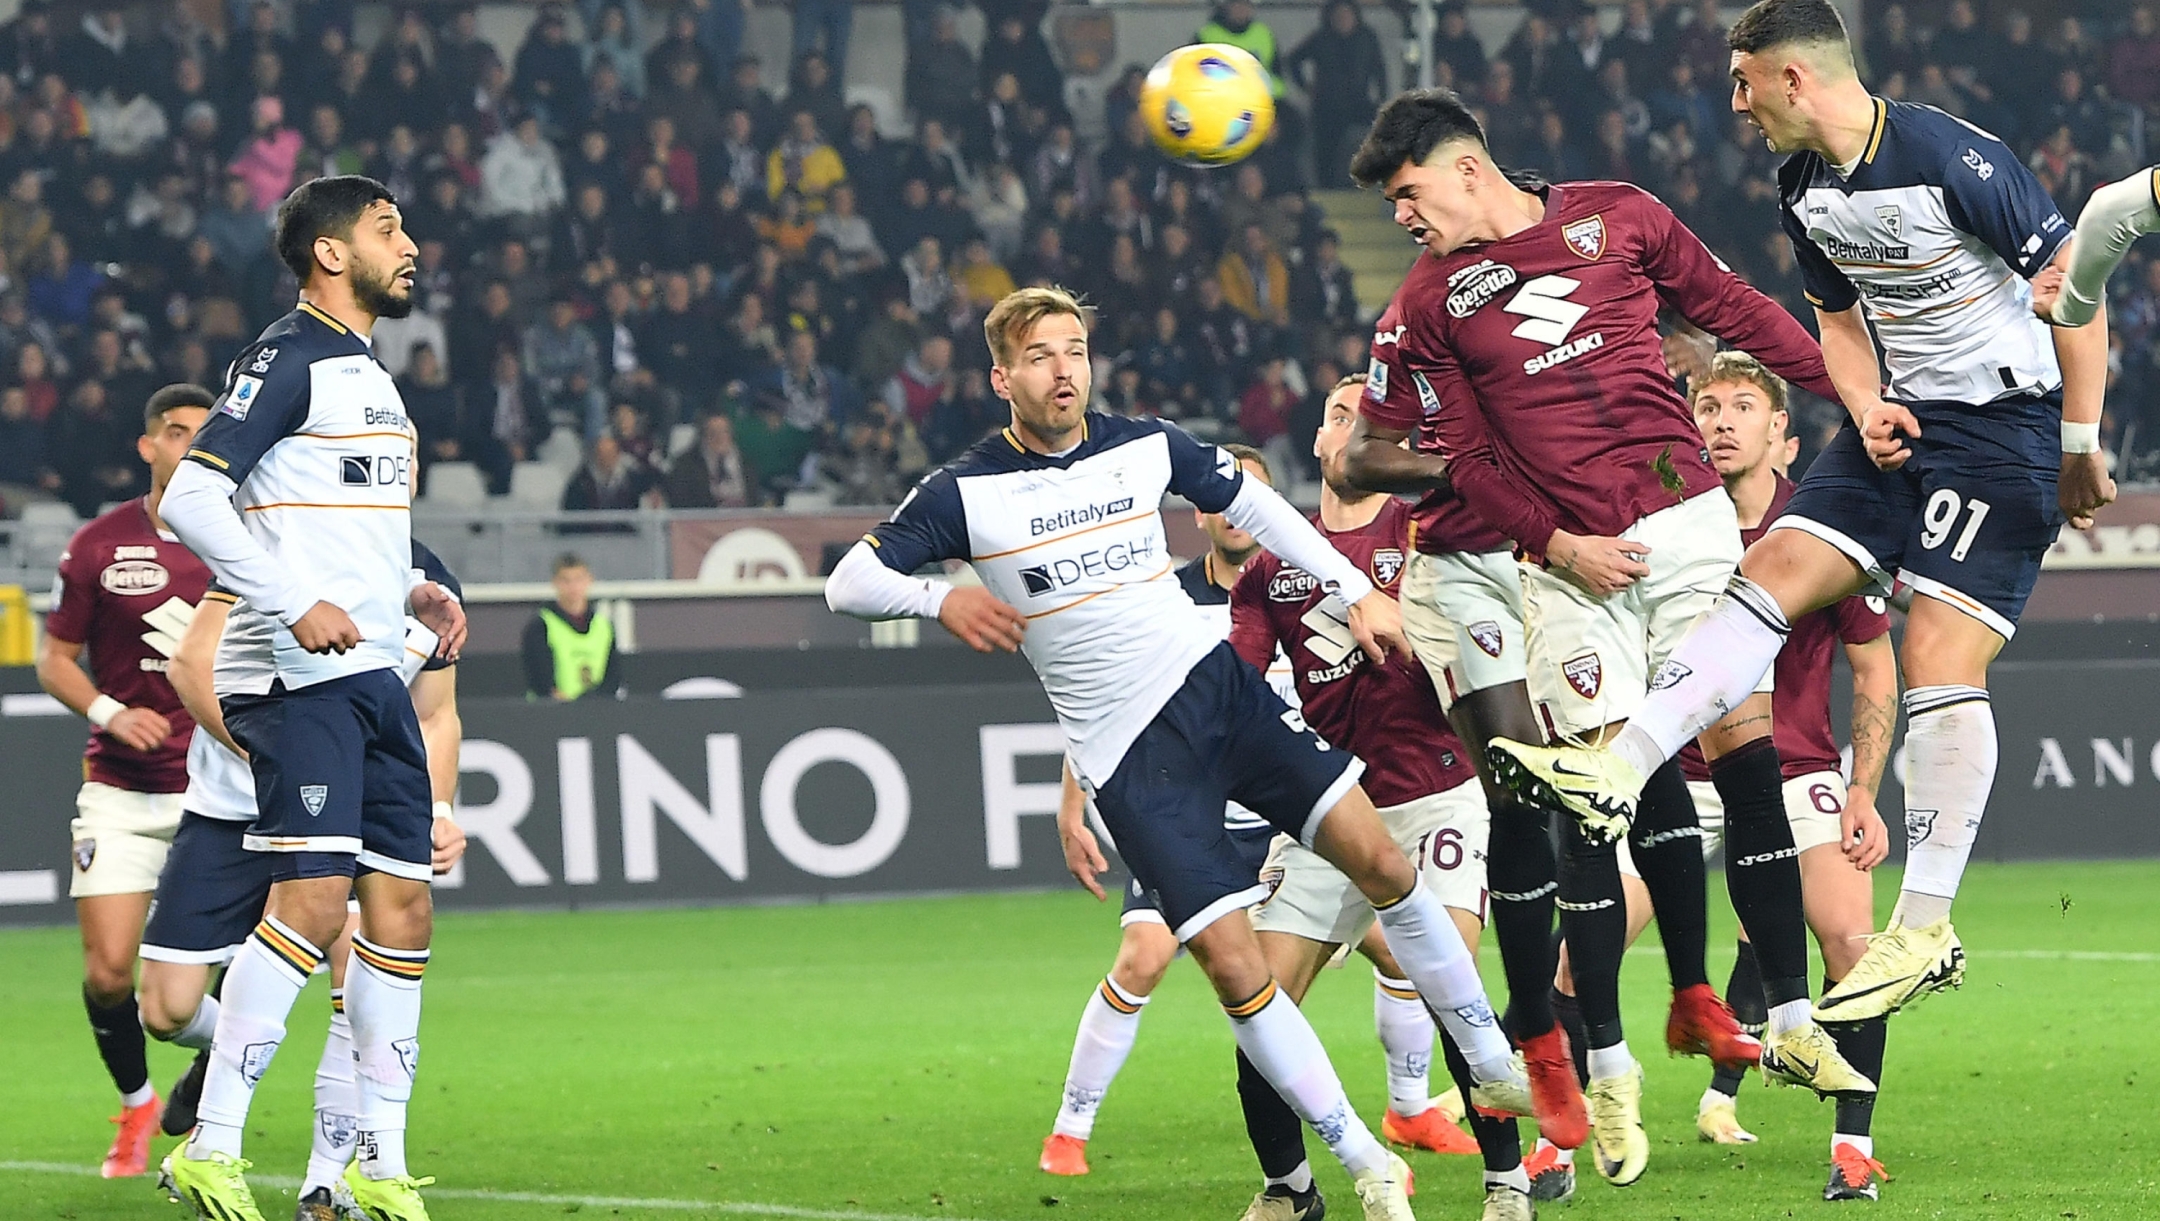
139, 813, 270, 965
1117, 818, 1279, 926
1778, 394, 2064, 639
222, 668, 433, 883
1089, 643, 1363, 942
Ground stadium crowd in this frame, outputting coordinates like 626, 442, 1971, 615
0, 0, 2156, 522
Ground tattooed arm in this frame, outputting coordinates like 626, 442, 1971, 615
1841, 632, 1899, 869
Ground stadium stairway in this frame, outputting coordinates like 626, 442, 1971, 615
1311, 189, 1418, 318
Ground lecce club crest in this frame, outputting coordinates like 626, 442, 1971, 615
1370, 548, 1404, 587
1562, 651, 1602, 699
1562, 215, 1606, 261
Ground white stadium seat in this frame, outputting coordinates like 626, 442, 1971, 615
508, 462, 571, 511
420, 462, 488, 510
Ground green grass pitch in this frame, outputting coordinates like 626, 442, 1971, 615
3, 861, 2156, 1220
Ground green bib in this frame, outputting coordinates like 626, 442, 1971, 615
540, 607, 613, 700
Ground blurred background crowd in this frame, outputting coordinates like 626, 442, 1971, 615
0, 0, 2154, 526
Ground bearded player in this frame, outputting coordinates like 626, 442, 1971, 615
1347, 89, 1872, 1110
1227, 375, 1536, 1221
830, 286, 1552, 1220
146, 538, 467, 1221
35, 384, 214, 1177
1489, 0, 2112, 1026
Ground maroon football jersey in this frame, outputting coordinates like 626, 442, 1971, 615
45, 498, 210, 792
1229, 497, 1477, 807
1364, 295, 1512, 555
1679, 477, 1890, 784
1391, 181, 1839, 553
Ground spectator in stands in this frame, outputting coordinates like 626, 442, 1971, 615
0, 384, 58, 509
983, 12, 1064, 116
524, 552, 623, 700
526, 295, 607, 439
664, 411, 751, 508
1217, 222, 1290, 334
717, 54, 779, 148
584, 2, 647, 98
736, 388, 813, 503
882, 332, 953, 429
562, 428, 656, 511
13, 339, 60, 424
2110, 7, 2160, 114
1288, 0, 1386, 187
926, 366, 1000, 460
227, 95, 300, 214
1, 169, 53, 269
758, 328, 858, 439
27, 232, 100, 328
831, 405, 922, 507
909, 7, 978, 133
768, 109, 847, 211
788, 51, 850, 153
482, 114, 568, 233
1432, 3, 1487, 90
50, 377, 137, 515
815, 182, 886, 276
1290, 229, 1358, 331
793, 0, 854, 73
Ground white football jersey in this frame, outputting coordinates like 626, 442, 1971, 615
1780, 98, 2071, 405
189, 305, 418, 695
865, 414, 1268, 786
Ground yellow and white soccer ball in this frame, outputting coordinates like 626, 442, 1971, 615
1140, 43, 1276, 167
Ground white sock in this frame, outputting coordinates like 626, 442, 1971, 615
1487, 1164, 1531, 1192
347, 936, 429, 1182
1895, 686, 1994, 928
1227, 982, 1388, 1178
1701, 1085, 1737, 1109
122, 1082, 155, 1109
1834, 1132, 1874, 1158
1374, 888, 1512, 1081
1768, 998, 1810, 1037
1554, 1145, 1575, 1167
1371, 972, 1434, 1116
1586, 1040, 1635, 1081
1052, 977, 1149, 1140
188, 917, 324, 1160
2056, 169, 2160, 325
168, 996, 220, 1051
302, 989, 359, 1194
1265, 1162, 1315, 1194
1614, 577, 1790, 778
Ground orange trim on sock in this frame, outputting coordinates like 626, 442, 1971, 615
1098, 980, 1142, 1015
1223, 980, 1280, 1019
251, 920, 323, 977
352, 938, 428, 981
1376, 978, 1421, 1002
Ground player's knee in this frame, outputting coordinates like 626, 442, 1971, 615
82, 958, 134, 1005
137, 978, 201, 1039
1112, 929, 1177, 994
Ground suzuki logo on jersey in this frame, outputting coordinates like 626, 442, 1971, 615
341, 454, 412, 488
1028, 497, 1135, 537
138, 595, 196, 670
1445, 259, 1518, 317
1370, 548, 1404, 586
1562, 215, 1606, 260
1505, 275, 1590, 347
1017, 537, 1157, 597
222, 374, 263, 420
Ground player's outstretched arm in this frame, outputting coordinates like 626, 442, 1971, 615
2038, 169, 2160, 327
1341, 413, 1451, 495
1840, 633, 1897, 870
826, 541, 1023, 652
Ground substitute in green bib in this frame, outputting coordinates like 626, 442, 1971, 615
523, 552, 622, 700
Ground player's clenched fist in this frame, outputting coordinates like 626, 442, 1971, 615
938, 585, 1026, 653
1859, 400, 1921, 471
2059, 451, 2115, 531
290, 601, 362, 654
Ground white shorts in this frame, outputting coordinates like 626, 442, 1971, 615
1253, 780, 1490, 946
69, 782, 183, 899
1617, 772, 1843, 877
1522, 489, 1768, 740
1401, 549, 1528, 710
